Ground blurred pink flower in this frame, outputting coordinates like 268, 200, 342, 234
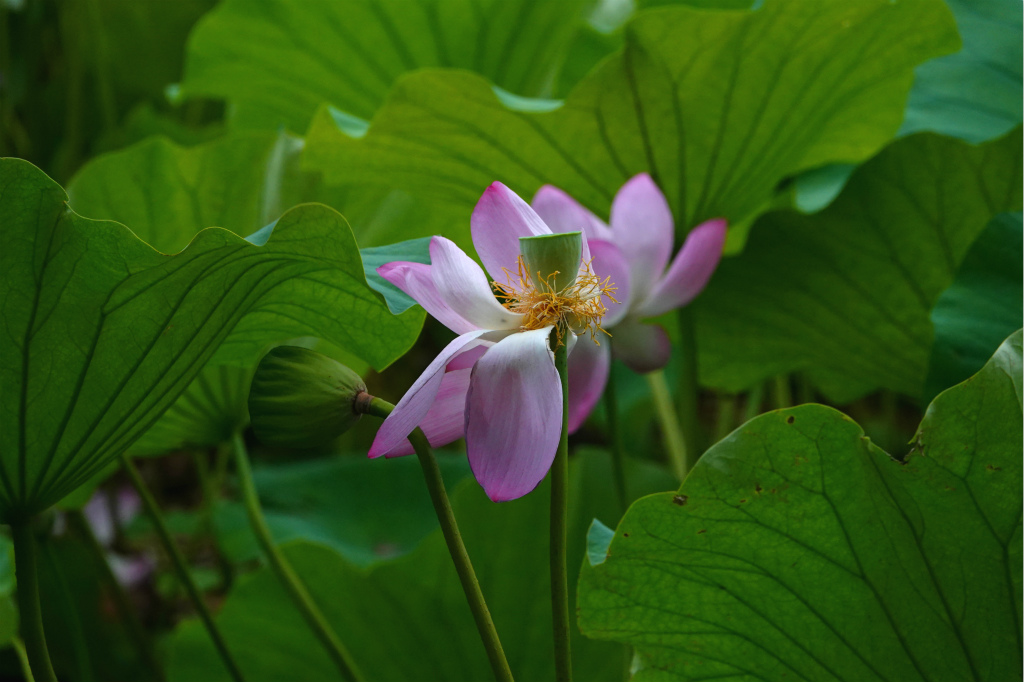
532, 173, 727, 432
372, 182, 616, 501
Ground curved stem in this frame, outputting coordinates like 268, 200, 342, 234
231, 433, 365, 682
366, 398, 514, 682
12, 638, 35, 682
44, 540, 94, 682
646, 370, 689, 480
605, 368, 628, 514
551, 340, 572, 682
120, 454, 246, 682
10, 519, 57, 682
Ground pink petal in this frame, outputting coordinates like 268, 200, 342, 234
471, 182, 551, 280
566, 339, 610, 433
465, 327, 562, 501
639, 218, 727, 318
532, 185, 613, 243
587, 239, 631, 328
379, 369, 473, 457
369, 330, 489, 458
610, 173, 674, 307
610, 320, 671, 374
447, 343, 490, 371
429, 237, 522, 331
377, 261, 478, 334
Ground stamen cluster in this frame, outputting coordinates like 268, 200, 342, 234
494, 256, 617, 345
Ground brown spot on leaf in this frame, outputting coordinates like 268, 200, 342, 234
786, 416, 795, 424
739, 499, 747, 503
755, 483, 763, 494
987, 464, 1003, 471
697, 529, 706, 535
672, 495, 688, 506
622, 532, 630, 537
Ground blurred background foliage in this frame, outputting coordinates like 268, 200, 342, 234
0, 0, 1020, 680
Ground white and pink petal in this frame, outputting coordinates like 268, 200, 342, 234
639, 218, 727, 318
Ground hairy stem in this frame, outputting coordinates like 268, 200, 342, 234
120, 454, 246, 682
231, 433, 365, 682
366, 397, 514, 682
551, 339, 572, 681
10, 520, 57, 682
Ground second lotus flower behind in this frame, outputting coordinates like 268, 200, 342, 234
372, 177, 726, 501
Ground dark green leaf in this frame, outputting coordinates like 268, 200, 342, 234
0, 158, 420, 520
579, 331, 1023, 682
925, 212, 1023, 401
181, 0, 589, 132
305, 0, 958, 244
696, 129, 1022, 401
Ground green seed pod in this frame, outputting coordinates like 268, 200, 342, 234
248, 346, 368, 449
519, 231, 582, 292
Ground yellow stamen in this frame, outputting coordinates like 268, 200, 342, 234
493, 256, 618, 346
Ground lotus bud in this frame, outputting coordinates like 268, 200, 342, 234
248, 346, 369, 448
519, 231, 582, 293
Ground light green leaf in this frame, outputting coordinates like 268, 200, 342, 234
579, 331, 1023, 682
168, 450, 676, 681
900, 0, 1023, 143
360, 237, 431, 314
0, 158, 420, 521
180, 0, 590, 132
305, 0, 958, 242
925, 211, 1023, 402
67, 132, 281, 254
696, 129, 1022, 402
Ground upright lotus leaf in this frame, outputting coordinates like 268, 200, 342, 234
924, 211, 1023, 402
696, 128, 1022, 402
579, 331, 1023, 682
168, 450, 677, 682
67, 132, 281, 253
180, 0, 589, 132
304, 0, 958, 242
0, 158, 420, 522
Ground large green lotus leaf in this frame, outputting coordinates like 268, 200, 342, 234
67, 133, 280, 253
696, 128, 1022, 402
578, 331, 1023, 682
304, 0, 957, 243
924, 212, 1023, 402
901, 0, 1023, 143
212, 454, 471, 567
167, 450, 676, 681
0, 158, 419, 521
180, 0, 589, 132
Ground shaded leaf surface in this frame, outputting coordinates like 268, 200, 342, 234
168, 450, 676, 681
578, 332, 1023, 682
695, 129, 1022, 401
925, 212, 1023, 402
0, 158, 419, 520
305, 0, 957, 241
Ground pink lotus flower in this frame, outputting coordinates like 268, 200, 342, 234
532, 174, 727, 432
371, 183, 617, 501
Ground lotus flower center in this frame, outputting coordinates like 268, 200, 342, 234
494, 256, 617, 344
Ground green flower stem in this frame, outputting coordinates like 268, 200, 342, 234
676, 307, 703, 474
366, 397, 514, 682
646, 370, 689, 481
230, 433, 365, 682
9, 519, 57, 682
605, 367, 628, 513
772, 374, 792, 410
551, 339, 573, 682
743, 383, 765, 422
120, 453, 246, 682
713, 393, 738, 444
12, 638, 35, 682
67, 509, 163, 680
